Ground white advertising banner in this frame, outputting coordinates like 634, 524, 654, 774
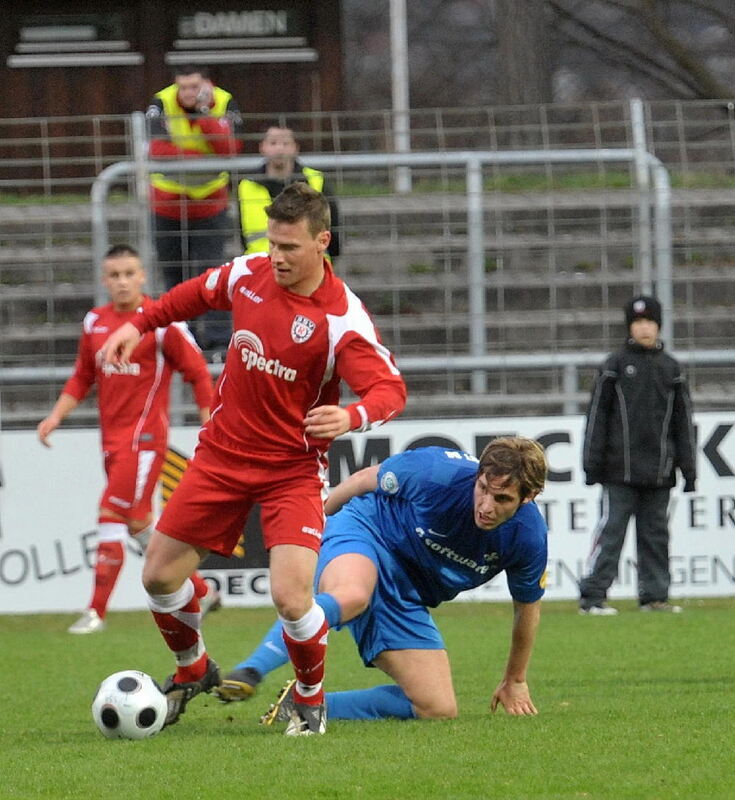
1, 413, 734, 613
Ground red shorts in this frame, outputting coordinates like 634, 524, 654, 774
100, 447, 164, 522
156, 452, 327, 557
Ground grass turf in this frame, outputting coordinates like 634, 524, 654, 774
3, 598, 732, 800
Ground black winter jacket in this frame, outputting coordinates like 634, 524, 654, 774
583, 339, 697, 489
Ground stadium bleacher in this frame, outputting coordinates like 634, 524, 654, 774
2, 100, 735, 425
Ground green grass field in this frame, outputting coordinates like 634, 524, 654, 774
3, 598, 733, 800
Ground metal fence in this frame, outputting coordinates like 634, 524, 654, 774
1, 99, 735, 427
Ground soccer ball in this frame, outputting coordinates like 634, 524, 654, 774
91, 670, 168, 740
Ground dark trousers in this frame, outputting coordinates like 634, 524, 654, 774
579, 484, 672, 606
152, 209, 232, 350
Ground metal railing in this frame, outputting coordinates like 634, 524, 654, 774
3, 98, 735, 427
91, 123, 674, 390
2, 348, 733, 426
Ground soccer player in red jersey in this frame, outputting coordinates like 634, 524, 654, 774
37, 245, 216, 634
100, 184, 407, 735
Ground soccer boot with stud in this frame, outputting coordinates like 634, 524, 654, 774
260, 679, 296, 725
161, 657, 221, 727
260, 679, 326, 735
213, 666, 262, 703
68, 608, 106, 634
285, 701, 327, 736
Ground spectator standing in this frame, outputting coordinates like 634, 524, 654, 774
579, 295, 697, 615
100, 184, 406, 735
37, 245, 217, 634
146, 65, 244, 351
238, 125, 341, 260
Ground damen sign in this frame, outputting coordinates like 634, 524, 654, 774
1, 414, 734, 613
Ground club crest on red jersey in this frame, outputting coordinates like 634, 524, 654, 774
291, 315, 316, 344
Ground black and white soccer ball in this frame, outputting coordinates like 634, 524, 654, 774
91, 670, 168, 740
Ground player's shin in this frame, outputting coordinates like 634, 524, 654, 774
147, 578, 208, 683
90, 522, 127, 617
280, 602, 328, 705
326, 685, 417, 720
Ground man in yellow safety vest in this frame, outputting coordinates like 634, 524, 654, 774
146, 65, 244, 353
238, 125, 341, 261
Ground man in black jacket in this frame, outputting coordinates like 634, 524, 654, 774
579, 295, 697, 615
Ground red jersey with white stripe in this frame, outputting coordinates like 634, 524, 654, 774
63, 297, 213, 452
130, 255, 406, 464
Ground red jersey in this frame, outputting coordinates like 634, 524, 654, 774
63, 297, 213, 452
130, 256, 407, 464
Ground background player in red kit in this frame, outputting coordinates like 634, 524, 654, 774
101, 184, 407, 735
37, 245, 216, 634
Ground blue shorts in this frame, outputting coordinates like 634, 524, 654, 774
316, 513, 445, 667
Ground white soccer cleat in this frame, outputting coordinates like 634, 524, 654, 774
260, 679, 327, 734
640, 602, 682, 613
68, 608, 106, 634
285, 701, 327, 736
578, 603, 618, 616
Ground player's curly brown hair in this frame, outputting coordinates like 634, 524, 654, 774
477, 436, 547, 499
265, 181, 331, 238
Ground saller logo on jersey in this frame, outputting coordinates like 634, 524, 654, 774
291, 314, 316, 344
232, 329, 297, 382
205, 268, 221, 290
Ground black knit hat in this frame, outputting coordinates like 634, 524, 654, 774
624, 295, 662, 328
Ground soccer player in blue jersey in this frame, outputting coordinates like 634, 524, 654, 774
215, 437, 548, 723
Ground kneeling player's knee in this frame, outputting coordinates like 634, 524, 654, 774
413, 698, 458, 720
323, 585, 370, 620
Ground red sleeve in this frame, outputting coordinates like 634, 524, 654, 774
149, 115, 242, 158
162, 323, 214, 411
132, 266, 234, 333
336, 335, 407, 432
62, 324, 96, 402
196, 116, 243, 155
149, 139, 205, 158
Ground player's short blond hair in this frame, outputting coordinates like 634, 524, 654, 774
477, 436, 547, 499
265, 181, 330, 238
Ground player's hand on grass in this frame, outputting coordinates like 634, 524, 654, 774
490, 679, 537, 716
99, 322, 141, 367
304, 405, 351, 439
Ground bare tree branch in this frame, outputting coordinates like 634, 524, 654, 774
671, 0, 735, 38
561, 26, 704, 97
638, 0, 733, 96
549, 0, 706, 96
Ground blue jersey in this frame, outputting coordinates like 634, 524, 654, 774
332, 447, 548, 606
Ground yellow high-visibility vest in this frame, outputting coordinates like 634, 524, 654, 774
238, 167, 325, 254
150, 84, 233, 200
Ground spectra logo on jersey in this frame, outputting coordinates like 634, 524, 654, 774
232, 329, 297, 382
101, 362, 141, 376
